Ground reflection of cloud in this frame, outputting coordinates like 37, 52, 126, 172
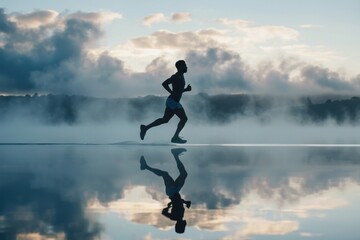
0, 173, 102, 239
16, 233, 65, 240
89, 173, 357, 238
187, 209, 232, 231
282, 189, 348, 218
227, 219, 298, 239
1, 146, 360, 239
242, 181, 352, 217
89, 186, 173, 230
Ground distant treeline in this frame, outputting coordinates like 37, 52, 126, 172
0, 93, 359, 125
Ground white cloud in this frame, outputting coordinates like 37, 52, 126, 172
142, 12, 192, 26
2, 9, 359, 96
131, 29, 223, 50
216, 18, 253, 28
217, 17, 299, 42
16, 233, 65, 240
142, 13, 166, 26
263, 44, 344, 61
10, 10, 59, 28
10, 10, 122, 29
299, 24, 321, 29
234, 219, 299, 238
67, 11, 123, 24
171, 12, 192, 23
300, 232, 323, 237
243, 25, 299, 42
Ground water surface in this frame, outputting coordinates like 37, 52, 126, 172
0, 144, 359, 239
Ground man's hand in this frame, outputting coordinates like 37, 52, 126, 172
184, 84, 192, 92
162, 208, 168, 214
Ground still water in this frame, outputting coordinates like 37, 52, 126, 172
0, 144, 359, 240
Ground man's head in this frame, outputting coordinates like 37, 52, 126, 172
175, 60, 187, 73
175, 220, 187, 233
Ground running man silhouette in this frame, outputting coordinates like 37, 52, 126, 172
140, 60, 191, 144
140, 148, 191, 233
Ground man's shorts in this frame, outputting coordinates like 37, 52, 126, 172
166, 97, 183, 110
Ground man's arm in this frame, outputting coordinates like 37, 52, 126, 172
182, 199, 191, 208
183, 84, 192, 93
162, 78, 173, 94
162, 206, 172, 219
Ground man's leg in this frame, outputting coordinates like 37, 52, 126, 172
140, 156, 175, 187
171, 108, 188, 143
171, 149, 188, 190
140, 108, 174, 140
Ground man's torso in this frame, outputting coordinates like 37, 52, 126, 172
169, 73, 185, 102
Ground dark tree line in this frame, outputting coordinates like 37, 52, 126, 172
1, 93, 359, 125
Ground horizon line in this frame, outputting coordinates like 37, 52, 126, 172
1, 142, 360, 147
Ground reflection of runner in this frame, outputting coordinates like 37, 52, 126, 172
140, 60, 191, 144
140, 148, 191, 234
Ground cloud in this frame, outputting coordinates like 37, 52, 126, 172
216, 18, 253, 28
0, 14, 103, 92
131, 29, 223, 50
217, 17, 299, 41
244, 25, 299, 42
8, 9, 122, 29
229, 219, 299, 239
9, 9, 59, 28
0, 10, 359, 97
299, 24, 321, 29
184, 48, 253, 93
171, 12, 192, 23
67, 11, 123, 24
0, 8, 16, 33
0, 9, 134, 96
1, 144, 359, 238
142, 12, 192, 26
142, 13, 166, 26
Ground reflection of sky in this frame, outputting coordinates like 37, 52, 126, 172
88, 180, 360, 240
0, 145, 360, 239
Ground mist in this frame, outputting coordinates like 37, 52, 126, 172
1, 93, 360, 144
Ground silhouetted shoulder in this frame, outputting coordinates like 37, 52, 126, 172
169, 73, 179, 81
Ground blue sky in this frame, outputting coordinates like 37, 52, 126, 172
1, 0, 359, 96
